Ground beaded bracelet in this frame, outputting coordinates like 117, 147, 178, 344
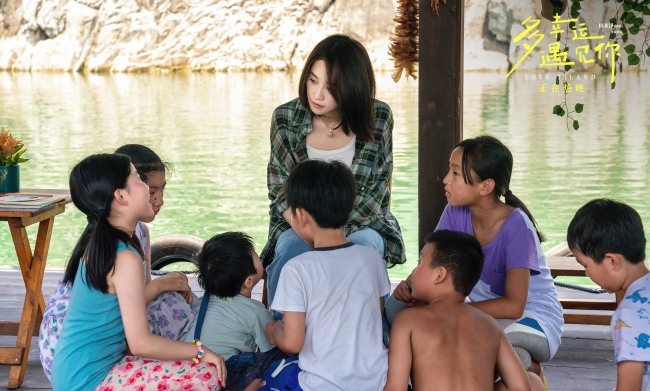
193, 339, 204, 363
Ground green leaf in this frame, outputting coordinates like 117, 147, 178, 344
628, 53, 641, 65
16, 158, 28, 164
573, 120, 580, 130
634, 17, 644, 27
609, 32, 616, 40
610, 17, 617, 24
575, 103, 584, 113
625, 12, 636, 23
645, 47, 650, 57
622, 33, 629, 42
570, 6, 580, 18
643, 6, 650, 15
623, 2, 632, 10
620, 62, 623, 72
625, 44, 636, 53
621, 25, 627, 33
611, 81, 616, 89
565, 64, 572, 71
553, 105, 566, 117
555, 76, 560, 85
630, 25, 640, 34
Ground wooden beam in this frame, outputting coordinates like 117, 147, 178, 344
0, 321, 40, 337
563, 314, 612, 326
0, 347, 23, 366
418, 0, 464, 248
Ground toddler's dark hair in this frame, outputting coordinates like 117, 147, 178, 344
567, 198, 646, 264
424, 230, 484, 296
197, 232, 257, 298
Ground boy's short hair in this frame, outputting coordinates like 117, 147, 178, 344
424, 230, 484, 296
197, 232, 256, 298
284, 160, 356, 229
567, 198, 646, 264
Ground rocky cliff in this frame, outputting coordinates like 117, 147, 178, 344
0, 0, 646, 72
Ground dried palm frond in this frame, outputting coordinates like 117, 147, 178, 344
431, 0, 446, 15
389, 0, 418, 82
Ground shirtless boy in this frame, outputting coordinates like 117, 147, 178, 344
384, 230, 543, 391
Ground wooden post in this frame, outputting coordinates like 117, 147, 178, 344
418, 0, 464, 248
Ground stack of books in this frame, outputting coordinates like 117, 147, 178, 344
0, 193, 68, 209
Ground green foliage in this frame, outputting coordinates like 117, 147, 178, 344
552, 0, 648, 132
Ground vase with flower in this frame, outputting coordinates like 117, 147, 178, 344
0, 128, 28, 194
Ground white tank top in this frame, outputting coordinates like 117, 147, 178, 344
306, 136, 356, 168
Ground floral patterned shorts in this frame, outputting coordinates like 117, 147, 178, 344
94, 355, 222, 390
39, 284, 196, 381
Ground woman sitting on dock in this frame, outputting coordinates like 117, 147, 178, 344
50, 153, 225, 390
39, 145, 196, 380
261, 34, 406, 309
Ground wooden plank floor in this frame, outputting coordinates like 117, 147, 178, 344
1, 267, 616, 390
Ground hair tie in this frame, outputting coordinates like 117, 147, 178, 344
504, 189, 513, 198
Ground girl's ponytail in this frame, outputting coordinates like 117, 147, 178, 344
458, 135, 544, 242
64, 154, 143, 293
504, 189, 544, 242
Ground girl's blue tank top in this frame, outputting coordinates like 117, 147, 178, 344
50, 242, 140, 391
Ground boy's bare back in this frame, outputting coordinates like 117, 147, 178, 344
386, 300, 508, 391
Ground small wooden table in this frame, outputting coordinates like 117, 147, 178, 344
0, 189, 71, 389
547, 256, 624, 325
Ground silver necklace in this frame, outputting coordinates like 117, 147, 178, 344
318, 115, 342, 137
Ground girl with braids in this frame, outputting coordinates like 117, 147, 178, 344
387, 135, 563, 384
50, 153, 225, 390
40, 145, 196, 381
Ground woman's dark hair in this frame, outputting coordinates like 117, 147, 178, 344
115, 144, 169, 182
63, 153, 144, 292
567, 199, 646, 264
197, 232, 257, 298
298, 34, 376, 142
456, 135, 544, 242
285, 160, 356, 229
425, 230, 484, 297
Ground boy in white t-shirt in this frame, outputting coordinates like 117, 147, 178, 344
262, 160, 390, 391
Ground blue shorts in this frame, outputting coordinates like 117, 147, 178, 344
258, 356, 302, 391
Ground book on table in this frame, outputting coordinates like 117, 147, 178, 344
0, 193, 68, 209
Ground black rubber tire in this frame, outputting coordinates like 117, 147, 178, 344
150, 234, 204, 270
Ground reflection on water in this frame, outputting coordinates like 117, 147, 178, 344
0, 71, 648, 278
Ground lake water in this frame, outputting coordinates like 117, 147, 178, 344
0, 70, 648, 280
